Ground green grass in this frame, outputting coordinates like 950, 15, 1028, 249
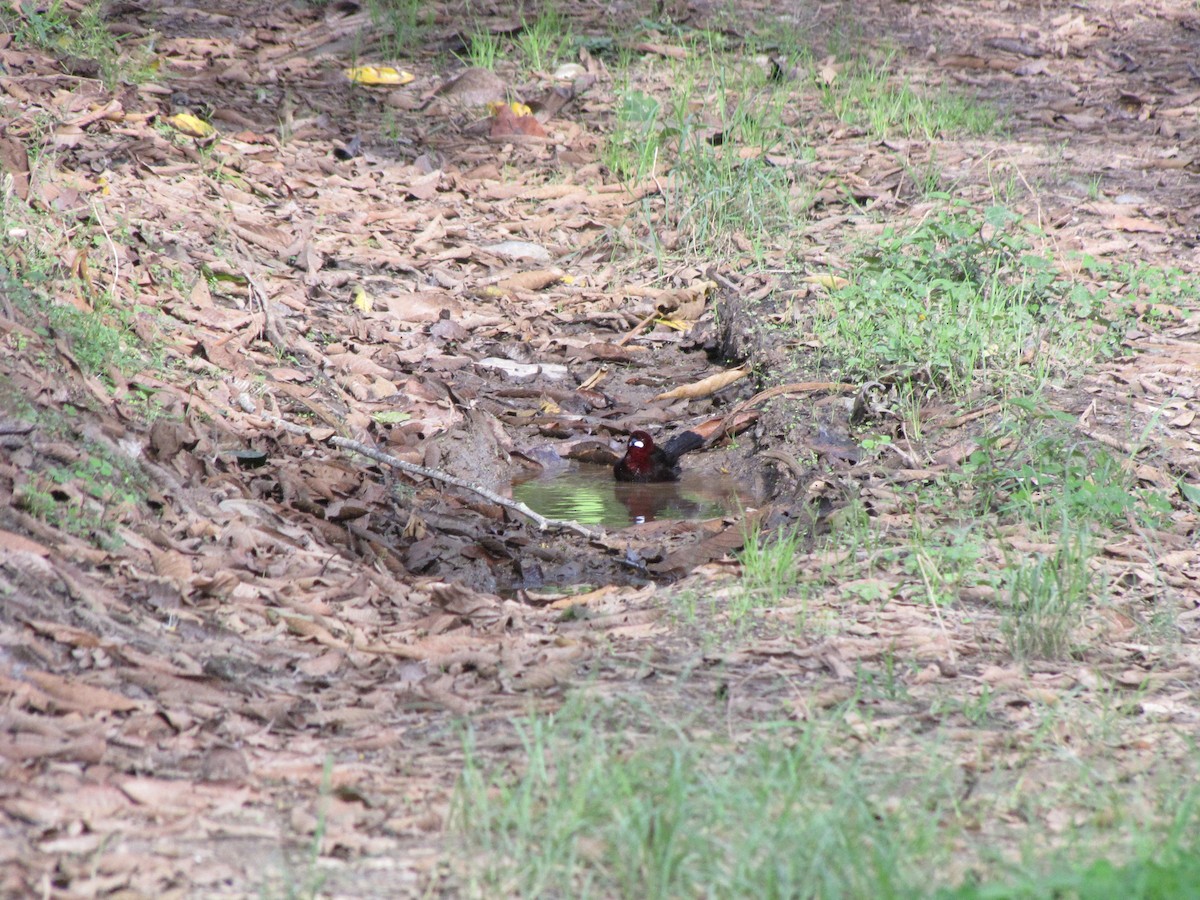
942, 850, 1200, 899
603, 85, 664, 183
603, 43, 1002, 261
457, 26, 502, 71
734, 522, 804, 617
1, 196, 160, 382
955, 401, 1174, 534
3, 388, 152, 550
604, 55, 809, 257
451, 697, 951, 897
367, 0, 433, 57
516, 6, 573, 72
3, 0, 155, 88
451, 691, 1200, 898
820, 53, 1001, 140
813, 204, 1131, 395
1000, 526, 1097, 661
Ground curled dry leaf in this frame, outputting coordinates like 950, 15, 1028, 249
25, 670, 141, 713
494, 269, 564, 292
654, 366, 749, 401
688, 409, 758, 443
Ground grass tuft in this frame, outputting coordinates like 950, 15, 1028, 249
820, 54, 1001, 140
1001, 526, 1097, 661
451, 698, 947, 897
735, 523, 804, 617
813, 205, 1130, 395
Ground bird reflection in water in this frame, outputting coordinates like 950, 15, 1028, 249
614, 480, 708, 525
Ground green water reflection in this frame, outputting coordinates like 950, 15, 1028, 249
513, 463, 755, 528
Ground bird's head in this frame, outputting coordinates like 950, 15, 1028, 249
625, 430, 655, 459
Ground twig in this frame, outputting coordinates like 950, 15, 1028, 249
92, 201, 119, 304
616, 308, 660, 346
256, 412, 605, 539
708, 267, 742, 294
759, 448, 808, 481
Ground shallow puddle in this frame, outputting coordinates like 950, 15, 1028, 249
513, 463, 757, 529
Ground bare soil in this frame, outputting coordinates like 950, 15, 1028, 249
1, 0, 1199, 895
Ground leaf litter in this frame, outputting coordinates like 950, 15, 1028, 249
0, 0, 1199, 894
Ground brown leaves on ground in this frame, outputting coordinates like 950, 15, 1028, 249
2, 0, 1200, 894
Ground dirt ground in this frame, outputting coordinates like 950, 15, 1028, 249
1, 0, 1199, 895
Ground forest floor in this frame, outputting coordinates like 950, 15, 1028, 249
2, 0, 1200, 896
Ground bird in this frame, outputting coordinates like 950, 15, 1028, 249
613, 429, 705, 482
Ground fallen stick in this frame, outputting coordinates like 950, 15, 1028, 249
254, 413, 605, 539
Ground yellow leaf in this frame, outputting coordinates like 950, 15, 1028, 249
655, 317, 689, 332
487, 100, 533, 117
352, 285, 373, 313
166, 113, 215, 138
345, 66, 415, 86
801, 273, 849, 290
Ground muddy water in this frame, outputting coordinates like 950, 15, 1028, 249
513, 463, 757, 529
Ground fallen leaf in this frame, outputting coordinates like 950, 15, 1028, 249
25, 670, 141, 713
0, 529, 49, 555
345, 66, 414, 86
426, 67, 508, 108
634, 42, 688, 61
801, 273, 849, 290
1105, 215, 1168, 234
165, 113, 215, 138
487, 100, 532, 117
494, 269, 563, 292
655, 366, 749, 401
0, 135, 30, 201
489, 104, 547, 138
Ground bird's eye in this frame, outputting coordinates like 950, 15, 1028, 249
631, 439, 644, 449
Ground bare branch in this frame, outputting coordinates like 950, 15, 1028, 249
255, 413, 605, 539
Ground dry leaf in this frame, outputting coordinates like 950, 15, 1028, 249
1106, 215, 1168, 234
495, 269, 564, 292
25, 670, 141, 713
490, 104, 547, 138
801, 273, 850, 290
655, 366, 749, 401
633, 42, 688, 61
0, 528, 49, 555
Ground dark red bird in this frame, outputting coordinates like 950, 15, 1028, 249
613, 429, 705, 482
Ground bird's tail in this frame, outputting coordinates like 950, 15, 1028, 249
662, 430, 705, 460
